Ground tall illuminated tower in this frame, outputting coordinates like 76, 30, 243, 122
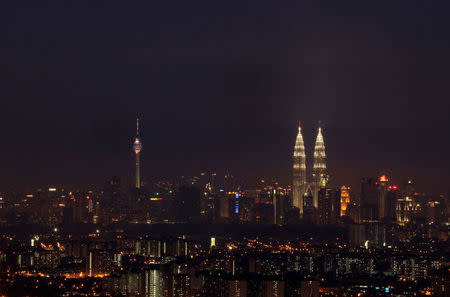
312, 123, 327, 207
292, 122, 307, 216
340, 186, 350, 217
133, 118, 143, 189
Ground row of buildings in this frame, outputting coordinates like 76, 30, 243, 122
1, 229, 448, 296
0, 122, 446, 228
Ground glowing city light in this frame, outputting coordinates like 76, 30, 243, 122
379, 175, 388, 182
292, 122, 307, 213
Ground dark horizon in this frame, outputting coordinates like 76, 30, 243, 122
1, 1, 449, 194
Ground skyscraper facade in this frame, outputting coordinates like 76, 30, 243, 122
312, 125, 327, 208
377, 175, 389, 220
292, 123, 307, 216
318, 187, 341, 225
340, 186, 351, 217
302, 186, 314, 224
133, 118, 143, 189
292, 122, 328, 218
360, 177, 378, 222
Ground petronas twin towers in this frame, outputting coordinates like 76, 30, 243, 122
292, 122, 327, 217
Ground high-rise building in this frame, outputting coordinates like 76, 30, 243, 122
361, 175, 396, 222
263, 280, 285, 297
292, 122, 307, 216
378, 175, 389, 220
312, 124, 327, 208
86, 249, 115, 276
386, 184, 399, 221
292, 122, 330, 221
228, 280, 247, 297
360, 177, 378, 222
270, 186, 287, 225
133, 118, 143, 189
340, 186, 351, 217
302, 186, 314, 224
318, 187, 341, 225
301, 280, 319, 297
144, 268, 170, 297
173, 273, 192, 296
396, 180, 421, 225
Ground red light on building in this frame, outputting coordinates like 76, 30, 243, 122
86, 195, 90, 199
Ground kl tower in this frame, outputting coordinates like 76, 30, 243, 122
133, 118, 143, 189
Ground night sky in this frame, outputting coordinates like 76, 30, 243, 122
1, 2, 449, 193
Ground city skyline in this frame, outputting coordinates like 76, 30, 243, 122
0, 2, 449, 194
0, 118, 445, 196
0, 2, 448, 296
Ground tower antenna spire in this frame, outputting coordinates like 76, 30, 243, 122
136, 118, 140, 136
133, 118, 143, 189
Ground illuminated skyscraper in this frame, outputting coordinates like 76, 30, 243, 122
312, 123, 327, 207
292, 122, 307, 216
340, 186, 351, 217
378, 175, 389, 220
318, 187, 340, 225
133, 118, 143, 189
302, 185, 314, 223
360, 177, 378, 221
